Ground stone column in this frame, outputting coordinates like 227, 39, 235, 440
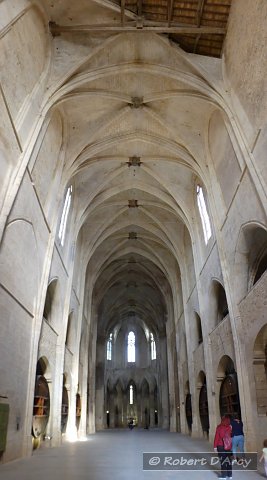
136, 388, 142, 426
122, 389, 128, 427
159, 334, 169, 428
109, 390, 115, 428
50, 343, 65, 447
95, 334, 106, 430
149, 390, 155, 428
87, 320, 97, 434
65, 375, 78, 441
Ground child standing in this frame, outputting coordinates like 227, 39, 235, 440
259, 439, 267, 476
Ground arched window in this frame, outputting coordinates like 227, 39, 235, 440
196, 185, 212, 244
58, 185, 72, 246
196, 313, 203, 345
150, 333, 156, 360
129, 385, 134, 404
107, 333, 112, 361
127, 331, 135, 363
253, 251, 267, 285
218, 283, 229, 320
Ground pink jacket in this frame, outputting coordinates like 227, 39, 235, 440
214, 416, 232, 448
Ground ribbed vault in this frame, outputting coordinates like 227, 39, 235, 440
37, 2, 231, 340
35, 0, 235, 388
1, 0, 267, 458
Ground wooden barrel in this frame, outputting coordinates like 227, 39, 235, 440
61, 386, 69, 433
76, 393, 81, 430
185, 393, 192, 431
199, 384, 209, 433
219, 373, 241, 417
32, 375, 50, 439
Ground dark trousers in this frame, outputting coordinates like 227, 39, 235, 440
217, 445, 232, 478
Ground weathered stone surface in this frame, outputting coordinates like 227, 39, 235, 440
0, 0, 266, 466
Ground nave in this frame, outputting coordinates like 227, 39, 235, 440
0, 430, 263, 480
0, 0, 267, 471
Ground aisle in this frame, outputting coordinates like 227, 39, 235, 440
0, 429, 263, 480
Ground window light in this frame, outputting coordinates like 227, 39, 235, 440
107, 333, 112, 361
129, 385, 133, 405
150, 333, 156, 360
127, 331, 135, 363
58, 185, 72, 246
196, 185, 212, 244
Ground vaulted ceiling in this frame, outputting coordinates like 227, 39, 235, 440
41, 0, 233, 334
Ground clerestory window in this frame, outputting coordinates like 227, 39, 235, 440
107, 333, 112, 361
150, 332, 156, 360
129, 385, 134, 405
127, 331, 135, 363
58, 185, 72, 246
196, 185, 212, 244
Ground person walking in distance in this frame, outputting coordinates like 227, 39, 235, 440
214, 415, 233, 479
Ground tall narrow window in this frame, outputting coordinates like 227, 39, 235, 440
150, 333, 156, 360
58, 185, 72, 246
196, 185, 212, 244
127, 331, 135, 363
129, 385, 133, 405
107, 333, 112, 361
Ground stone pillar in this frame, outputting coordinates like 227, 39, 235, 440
136, 389, 142, 426
149, 391, 155, 428
109, 390, 115, 428
159, 334, 169, 428
79, 362, 89, 438
66, 377, 78, 441
51, 343, 64, 447
176, 329, 187, 435
122, 390, 128, 427
95, 334, 105, 430
166, 320, 179, 432
87, 320, 97, 434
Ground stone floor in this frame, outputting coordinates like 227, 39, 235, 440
0, 429, 264, 480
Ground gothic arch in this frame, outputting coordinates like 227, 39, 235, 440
217, 355, 241, 418
42, 278, 63, 333
253, 325, 267, 416
234, 222, 267, 303
197, 371, 209, 436
209, 279, 229, 329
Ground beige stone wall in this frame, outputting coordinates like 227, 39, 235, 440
0, 288, 34, 460
0, 91, 21, 216
224, 0, 267, 138
0, 5, 50, 146
223, 0, 267, 200
0, 171, 50, 461
0, 8, 47, 119
0, 2, 78, 450
30, 111, 64, 219
0, 0, 266, 466
208, 110, 242, 210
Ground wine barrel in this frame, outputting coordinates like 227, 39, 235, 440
32, 375, 50, 439
185, 393, 192, 431
199, 384, 209, 433
76, 393, 81, 430
61, 386, 69, 433
219, 373, 241, 417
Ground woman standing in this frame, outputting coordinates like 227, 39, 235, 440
230, 414, 244, 463
214, 415, 233, 479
